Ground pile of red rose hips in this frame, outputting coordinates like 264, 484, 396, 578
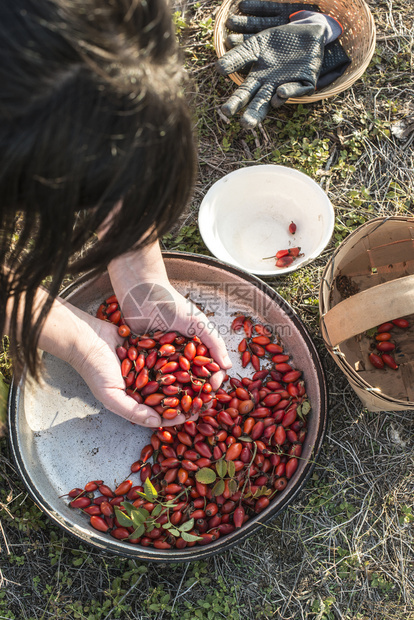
66, 296, 310, 549
368, 317, 409, 371
97, 294, 219, 419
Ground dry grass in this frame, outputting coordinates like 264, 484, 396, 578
1, 0, 413, 618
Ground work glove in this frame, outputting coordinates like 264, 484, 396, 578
226, 0, 318, 32
225, 1, 351, 91
216, 12, 341, 128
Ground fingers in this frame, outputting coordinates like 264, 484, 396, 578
271, 81, 314, 107
221, 76, 261, 118
225, 33, 249, 48
238, 0, 316, 17
278, 82, 314, 99
240, 83, 274, 129
205, 333, 232, 370
238, 0, 285, 17
102, 390, 162, 427
163, 411, 199, 427
226, 14, 282, 33
185, 318, 232, 371
104, 390, 200, 428
169, 295, 232, 371
210, 369, 227, 391
216, 40, 257, 76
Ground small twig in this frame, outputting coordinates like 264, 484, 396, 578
0, 520, 9, 555
191, 61, 218, 73
171, 564, 190, 613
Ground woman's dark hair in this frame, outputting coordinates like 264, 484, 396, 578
0, 0, 197, 376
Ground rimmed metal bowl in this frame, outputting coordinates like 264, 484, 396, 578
8, 252, 328, 561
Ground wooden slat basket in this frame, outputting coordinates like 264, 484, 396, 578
319, 217, 414, 412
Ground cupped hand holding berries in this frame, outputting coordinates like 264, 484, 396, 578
107, 242, 232, 392
38, 240, 232, 428
38, 297, 182, 427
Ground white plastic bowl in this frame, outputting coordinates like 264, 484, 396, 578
198, 165, 335, 276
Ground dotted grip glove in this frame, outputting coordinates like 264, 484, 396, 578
226, 1, 319, 32
216, 19, 329, 129
226, 2, 351, 91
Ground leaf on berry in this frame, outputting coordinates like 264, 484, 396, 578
114, 507, 133, 527
212, 479, 225, 496
227, 461, 236, 478
181, 531, 203, 542
195, 468, 217, 484
144, 478, 158, 501
179, 518, 195, 532
215, 459, 227, 479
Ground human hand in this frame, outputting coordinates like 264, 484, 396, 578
106, 241, 232, 393
114, 280, 232, 391
66, 309, 200, 428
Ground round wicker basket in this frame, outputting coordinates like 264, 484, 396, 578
214, 0, 376, 103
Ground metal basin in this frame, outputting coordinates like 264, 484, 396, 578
8, 251, 328, 561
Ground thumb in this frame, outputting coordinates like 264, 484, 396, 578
216, 39, 256, 76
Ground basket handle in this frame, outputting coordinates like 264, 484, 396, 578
320, 274, 414, 347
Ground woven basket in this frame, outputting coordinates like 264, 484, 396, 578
214, 0, 376, 103
319, 217, 414, 412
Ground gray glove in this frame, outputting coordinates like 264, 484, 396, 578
226, 1, 318, 33
216, 15, 335, 128
225, 3, 350, 93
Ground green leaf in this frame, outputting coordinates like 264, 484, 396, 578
131, 508, 149, 528
254, 486, 272, 498
195, 467, 217, 485
301, 400, 311, 416
129, 524, 145, 539
227, 461, 236, 478
121, 501, 135, 517
228, 479, 238, 495
215, 459, 227, 478
132, 490, 151, 501
144, 478, 158, 501
179, 518, 195, 532
114, 507, 133, 527
212, 479, 225, 496
169, 528, 180, 537
151, 504, 163, 518
181, 531, 203, 542
239, 435, 253, 442
72, 557, 83, 567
